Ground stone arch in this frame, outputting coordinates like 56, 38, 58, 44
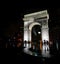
23, 10, 49, 48
29, 22, 41, 31
28, 22, 41, 42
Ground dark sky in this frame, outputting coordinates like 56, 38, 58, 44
0, 2, 60, 37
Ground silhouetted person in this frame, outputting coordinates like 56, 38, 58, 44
24, 40, 27, 47
46, 41, 49, 51
44, 40, 46, 45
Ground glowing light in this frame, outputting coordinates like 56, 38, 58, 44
38, 31, 41, 34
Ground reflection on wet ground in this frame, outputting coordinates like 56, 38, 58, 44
17, 47, 60, 64
23, 42, 51, 58
23, 47, 51, 58
0, 41, 60, 63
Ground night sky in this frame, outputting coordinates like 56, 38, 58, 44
0, 2, 60, 39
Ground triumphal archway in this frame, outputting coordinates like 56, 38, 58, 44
23, 10, 49, 49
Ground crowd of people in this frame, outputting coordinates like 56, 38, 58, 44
23, 39, 60, 55
0, 36, 60, 56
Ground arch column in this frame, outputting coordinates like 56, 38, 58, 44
23, 17, 34, 42
41, 19, 49, 42
28, 29, 31, 41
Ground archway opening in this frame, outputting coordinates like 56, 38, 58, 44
32, 25, 41, 42
31, 25, 41, 51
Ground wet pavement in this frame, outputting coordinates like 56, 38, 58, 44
23, 48, 51, 57
16, 46, 60, 64
0, 47, 59, 64
0, 41, 60, 64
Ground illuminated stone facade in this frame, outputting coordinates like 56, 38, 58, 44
23, 10, 49, 48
